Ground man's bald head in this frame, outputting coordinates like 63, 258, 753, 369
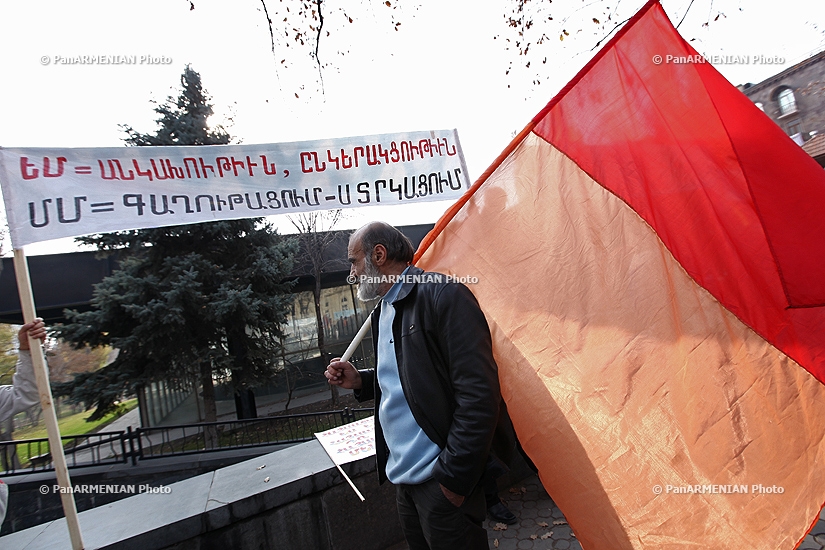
350, 222, 415, 266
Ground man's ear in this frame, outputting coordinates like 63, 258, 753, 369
372, 244, 388, 266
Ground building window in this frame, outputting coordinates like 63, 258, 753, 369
778, 88, 797, 116
786, 118, 801, 137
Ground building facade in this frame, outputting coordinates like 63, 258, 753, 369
740, 49, 825, 166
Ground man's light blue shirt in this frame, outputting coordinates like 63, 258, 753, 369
377, 267, 440, 485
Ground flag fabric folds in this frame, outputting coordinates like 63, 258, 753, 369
415, 1, 825, 548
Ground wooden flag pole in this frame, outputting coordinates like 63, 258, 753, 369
334, 462, 366, 502
340, 315, 371, 363
319, 312, 372, 500
12, 248, 85, 550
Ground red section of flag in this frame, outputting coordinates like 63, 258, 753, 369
532, 2, 825, 382
693, 56, 825, 308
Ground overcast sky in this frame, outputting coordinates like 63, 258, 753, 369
2, 0, 824, 255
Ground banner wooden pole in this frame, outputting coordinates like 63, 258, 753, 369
12, 248, 85, 550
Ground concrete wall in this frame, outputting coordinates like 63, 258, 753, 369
0, 440, 405, 550
161, 465, 400, 550
2, 443, 295, 536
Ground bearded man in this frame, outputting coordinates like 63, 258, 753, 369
326, 222, 511, 550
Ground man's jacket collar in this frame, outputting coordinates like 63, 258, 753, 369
393, 265, 424, 304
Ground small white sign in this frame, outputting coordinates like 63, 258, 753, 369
314, 416, 375, 466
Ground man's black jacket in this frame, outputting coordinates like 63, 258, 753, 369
355, 266, 509, 497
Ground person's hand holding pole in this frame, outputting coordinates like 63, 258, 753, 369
325, 358, 363, 390
18, 318, 46, 351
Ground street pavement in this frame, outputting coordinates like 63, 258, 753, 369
484, 475, 582, 550
62, 385, 347, 467
801, 510, 825, 550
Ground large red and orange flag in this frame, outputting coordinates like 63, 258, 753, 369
415, 1, 825, 548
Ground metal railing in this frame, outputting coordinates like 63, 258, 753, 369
0, 408, 373, 476
0, 431, 128, 475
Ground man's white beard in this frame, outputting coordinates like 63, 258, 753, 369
357, 256, 382, 301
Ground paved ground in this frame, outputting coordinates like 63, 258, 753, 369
800, 510, 825, 550
65, 385, 348, 466
101, 384, 344, 434
484, 476, 582, 550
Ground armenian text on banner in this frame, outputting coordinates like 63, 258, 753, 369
413, 1, 825, 549
315, 416, 375, 466
0, 130, 469, 248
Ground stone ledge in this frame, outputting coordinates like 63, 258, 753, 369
1, 442, 301, 536
1, 440, 401, 550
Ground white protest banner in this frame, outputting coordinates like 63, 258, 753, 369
0, 130, 469, 248
315, 415, 375, 466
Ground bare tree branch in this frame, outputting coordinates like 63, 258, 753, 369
314, 0, 326, 94
591, 15, 631, 51
677, 0, 698, 29
260, 0, 276, 55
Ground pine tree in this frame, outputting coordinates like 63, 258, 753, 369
54, 66, 297, 426
120, 65, 230, 147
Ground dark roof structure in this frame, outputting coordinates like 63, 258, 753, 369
0, 223, 435, 324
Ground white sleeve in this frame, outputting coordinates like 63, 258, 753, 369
0, 350, 41, 422
0, 480, 8, 527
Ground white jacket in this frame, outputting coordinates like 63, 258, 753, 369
0, 350, 40, 527
0, 351, 40, 422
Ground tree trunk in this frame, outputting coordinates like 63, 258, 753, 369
200, 362, 218, 449
193, 375, 203, 422
314, 277, 338, 407
284, 364, 293, 412
282, 343, 295, 412
227, 331, 258, 419
233, 384, 258, 419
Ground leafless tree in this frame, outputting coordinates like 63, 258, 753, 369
289, 210, 348, 407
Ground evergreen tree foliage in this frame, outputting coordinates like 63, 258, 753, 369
54, 66, 297, 421
121, 65, 231, 147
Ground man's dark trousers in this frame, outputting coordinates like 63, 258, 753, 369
396, 478, 489, 550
